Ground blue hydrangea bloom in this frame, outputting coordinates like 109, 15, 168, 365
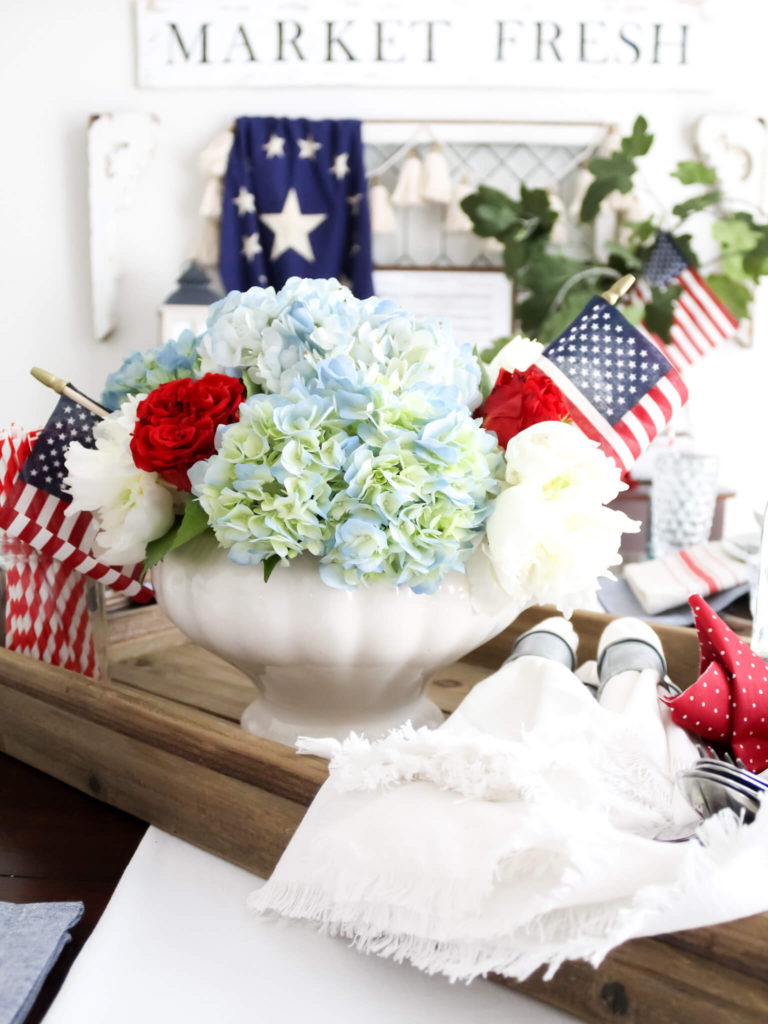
190, 361, 504, 592
101, 330, 201, 410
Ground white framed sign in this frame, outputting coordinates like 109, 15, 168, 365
137, 0, 714, 91
373, 269, 513, 349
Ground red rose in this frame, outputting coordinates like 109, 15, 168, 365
476, 366, 570, 450
130, 374, 245, 491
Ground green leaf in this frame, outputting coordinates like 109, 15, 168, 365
742, 234, 768, 281
478, 360, 494, 399
140, 499, 211, 579
479, 336, 513, 364
624, 218, 657, 242
671, 190, 721, 219
461, 187, 518, 238
621, 302, 645, 326
502, 237, 528, 276
518, 185, 558, 231
604, 241, 645, 272
536, 284, 597, 346
712, 216, 762, 280
579, 119, 652, 224
644, 284, 682, 344
620, 116, 653, 158
712, 216, 761, 252
671, 160, 717, 186
516, 252, 587, 334
262, 554, 281, 583
588, 153, 636, 183
581, 179, 626, 223
670, 233, 699, 269
722, 213, 768, 282
475, 203, 520, 236
243, 374, 260, 399
705, 274, 751, 320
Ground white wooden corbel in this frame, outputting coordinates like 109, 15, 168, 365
88, 112, 160, 341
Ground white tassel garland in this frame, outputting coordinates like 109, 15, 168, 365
391, 151, 424, 207
420, 144, 453, 204
444, 179, 475, 232
368, 179, 397, 233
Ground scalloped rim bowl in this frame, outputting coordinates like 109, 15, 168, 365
153, 534, 520, 746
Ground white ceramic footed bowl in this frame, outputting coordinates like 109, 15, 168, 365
153, 534, 520, 746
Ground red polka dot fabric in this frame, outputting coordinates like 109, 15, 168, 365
663, 595, 768, 773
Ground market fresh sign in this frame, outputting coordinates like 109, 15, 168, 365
137, 1, 712, 90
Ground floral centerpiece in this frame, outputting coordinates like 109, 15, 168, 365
67, 277, 633, 606
62, 277, 637, 742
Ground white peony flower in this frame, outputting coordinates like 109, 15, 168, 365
64, 396, 176, 565
504, 420, 626, 505
485, 335, 543, 387
476, 421, 639, 615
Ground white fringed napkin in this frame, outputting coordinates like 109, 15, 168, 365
251, 649, 768, 983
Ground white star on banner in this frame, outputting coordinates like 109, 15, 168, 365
241, 233, 263, 260
331, 152, 350, 179
263, 134, 286, 158
259, 188, 327, 262
233, 186, 256, 216
297, 136, 322, 160
347, 193, 363, 214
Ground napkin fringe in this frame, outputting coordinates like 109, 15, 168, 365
250, 878, 660, 983
252, 806, 768, 983
300, 721, 675, 826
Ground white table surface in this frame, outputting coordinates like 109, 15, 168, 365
42, 827, 579, 1024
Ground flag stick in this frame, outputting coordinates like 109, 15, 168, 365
30, 368, 109, 420
601, 274, 635, 306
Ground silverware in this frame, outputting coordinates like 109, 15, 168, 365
693, 761, 768, 795
751, 497, 768, 660
652, 819, 704, 843
677, 768, 761, 822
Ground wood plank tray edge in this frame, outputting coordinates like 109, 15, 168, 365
2, 612, 767, 1023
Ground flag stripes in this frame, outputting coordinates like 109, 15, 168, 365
537, 296, 688, 475
0, 474, 152, 601
631, 233, 739, 373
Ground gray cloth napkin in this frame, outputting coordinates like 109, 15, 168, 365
0, 901, 83, 1024
598, 576, 749, 626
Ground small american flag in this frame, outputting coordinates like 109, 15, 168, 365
633, 232, 739, 372
536, 296, 688, 474
0, 397, 153, 603
20, 394, 99, 499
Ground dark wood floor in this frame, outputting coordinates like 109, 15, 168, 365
1, 752, 147, 1023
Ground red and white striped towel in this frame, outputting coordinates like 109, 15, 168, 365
624, 541, 747, 615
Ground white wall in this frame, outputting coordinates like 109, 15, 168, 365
1, 0, 766, 530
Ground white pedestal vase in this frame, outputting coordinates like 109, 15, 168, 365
152, 533, 520, 746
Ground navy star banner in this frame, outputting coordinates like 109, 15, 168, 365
220, 117, 373, 298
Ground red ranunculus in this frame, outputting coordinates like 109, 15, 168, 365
130, 374, 245, 491
476, 366, 570, 450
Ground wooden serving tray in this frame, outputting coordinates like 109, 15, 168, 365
1, 605, 766, 1023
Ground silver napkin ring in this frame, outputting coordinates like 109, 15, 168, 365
504, 630, 576, 671
597, 637, 667, 699
657, 677, 682, 697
